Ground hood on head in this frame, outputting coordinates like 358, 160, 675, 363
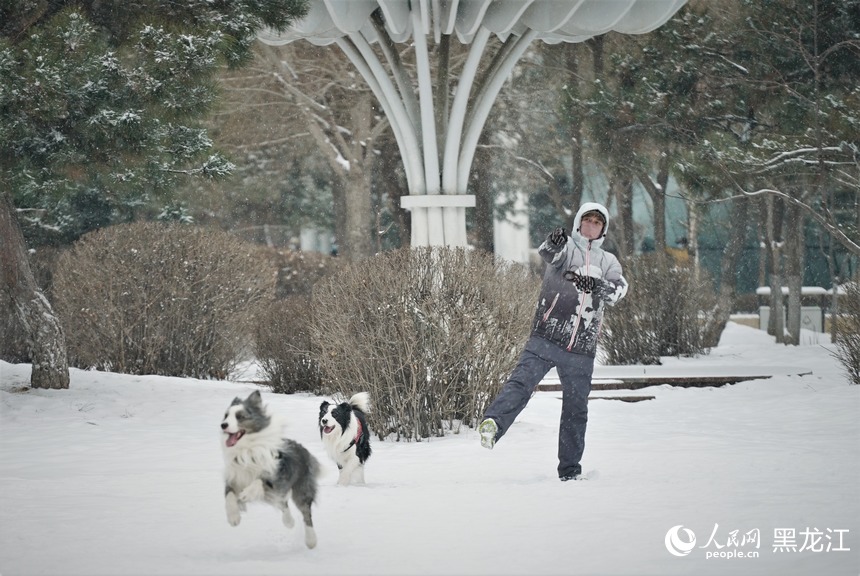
573, 202, 609, 244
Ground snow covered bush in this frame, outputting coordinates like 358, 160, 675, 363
310, 247, 539, 441
601, 253, 717, 365
53, 222, 274, 378
832, 282, 860, 385
253, 250, 339, 394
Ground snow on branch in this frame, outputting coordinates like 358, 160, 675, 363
733, 187, 860, 258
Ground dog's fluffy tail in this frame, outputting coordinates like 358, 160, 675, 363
349, 392, 371, 413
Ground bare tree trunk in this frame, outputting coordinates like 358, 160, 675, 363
611, 174, 635, 259
434, 35, 450, 154
651, 184, 667, 253
470, 144, 494, 253
339, 92, 375, 261
687, 201, 701, 281
702, 197, 749, 347
756, 199, 768, 288
261, 44, 380, 261
830, 282, 840, 343
654, 153, 670, 251
341, 172, 373, 260
768, 271, 785, 343
590, 36, 604, 77
331, 181, 348, 256
784, 202, 804, 345
636, 151, 670, 253
375, 133, 410, 249
564, 44, 585, 214
765, 196, 785, 343
0, 192, 69, 389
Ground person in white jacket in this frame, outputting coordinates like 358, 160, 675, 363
479, 202, 629, 481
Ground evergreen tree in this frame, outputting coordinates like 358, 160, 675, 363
1, 0, 308, 244
713, 0, 859, 343
0, 0, 308, 388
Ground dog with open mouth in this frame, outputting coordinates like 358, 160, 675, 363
221, 390, 320, 548
318, 392, 372, 486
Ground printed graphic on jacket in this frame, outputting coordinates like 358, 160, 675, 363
533, 262, 607, 357
532, 202, 629, 357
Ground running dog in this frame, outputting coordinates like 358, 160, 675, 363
318, 392, 372, 486
221, 390, 320, 548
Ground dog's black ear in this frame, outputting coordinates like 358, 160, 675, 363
230, 397, 242, 406
319, 401, 330, 419
247, 390, 262, 404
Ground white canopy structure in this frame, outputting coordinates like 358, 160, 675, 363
258, 0, 687, 248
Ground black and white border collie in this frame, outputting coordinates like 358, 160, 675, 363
318, 392, 372, 486
221, 390, 320, 548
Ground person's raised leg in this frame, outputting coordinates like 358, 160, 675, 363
481, 345, 552, 449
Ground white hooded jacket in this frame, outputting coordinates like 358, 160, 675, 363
532, 202, 629, 357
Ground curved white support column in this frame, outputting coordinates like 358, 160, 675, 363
458, 28, 537, 192
441, 26, 491, 194
401, 194, 476, 247
410, 9, 446, 246
335, 36, 424, 195
259, 0, 688, 249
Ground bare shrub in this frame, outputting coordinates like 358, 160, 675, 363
601, 253, 717, 365
53, 222, 274, 378
253, 295, 326, 394
252, 250, 338, 393
274, 249, 339, 298
832, 282, 860, 385
310, 247, 540, 441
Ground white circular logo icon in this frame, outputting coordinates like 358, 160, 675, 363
665, 525, 697, 557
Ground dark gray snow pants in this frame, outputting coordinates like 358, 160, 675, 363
483, 335, 594, 478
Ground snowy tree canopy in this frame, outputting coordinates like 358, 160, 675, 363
0, 0, 308, 245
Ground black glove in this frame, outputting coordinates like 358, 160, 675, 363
563, 271, 597, 293
591, 278, 608, 300
547, 227, 567, 249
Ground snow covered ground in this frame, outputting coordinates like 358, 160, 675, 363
1, 322, 858, 576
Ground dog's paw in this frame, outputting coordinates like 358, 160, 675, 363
239, 480, 265, 502
225, 494, 242, 526
282, 508, 295, 528
305, 526, 318, 549
337, 469, 354, 486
